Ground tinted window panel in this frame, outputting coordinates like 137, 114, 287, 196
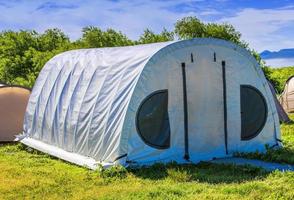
241, 85, 267, 140
136, 90, 170, 149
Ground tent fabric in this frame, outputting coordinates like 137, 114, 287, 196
22, 42, 171, 162
267, 80, 291, 123
0, 86, 31, 141
280, 76, 294, 113
21, 38, 280, 169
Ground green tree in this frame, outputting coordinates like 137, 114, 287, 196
138, 28, 174, 44
0, 29, 71, 87
37, 29, 71, 51
205, 23, 246, 48
174, 17, 263, 66
0, 18, 272, 88
174, 17, 206, 39
264, 66, 294, 93
175, 17, 246, 47
0, 30, 37, 84
77, 26, 133, 48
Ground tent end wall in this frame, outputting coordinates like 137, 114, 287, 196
124, 38, 280, 164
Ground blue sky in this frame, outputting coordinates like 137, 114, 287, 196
0, 0, 293, 51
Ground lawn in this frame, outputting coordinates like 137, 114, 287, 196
0, 114, 293, 200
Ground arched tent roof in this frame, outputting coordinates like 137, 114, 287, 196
21, 38, 279, 169
23, 41, 173, 152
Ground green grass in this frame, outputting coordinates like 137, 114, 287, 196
235, 114, 294, 164
0, 115, 293, 200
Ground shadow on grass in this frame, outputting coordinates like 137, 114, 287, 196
235, 146, 294, 165
0, 143, 272, 184
127, 161, 269, 184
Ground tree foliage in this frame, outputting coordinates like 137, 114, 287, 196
138, 28, 174, 44
0, 16, 275, 88
174, 17, 264, 65
76, 26, 134, 48
175, 17, 246, 47
0, 29, 71, 87
264, 66, 294, 94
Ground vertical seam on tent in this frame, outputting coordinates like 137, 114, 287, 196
39, 69, 66, 140
99, 64, 131, 156
24, 64, 51, 134
222, 61, 228, 155
181, 62, 189, 160
101, 59, 148, 162
285, 85, 289, 110
85, 52, 116, 157
49, 63, 80, 147
34, 62, 67, 140
41, 65, 72, 144
40, 60, 83, 141
121, 53, 175, 162
85, 70, 112, 157
118, 62, 150, 163
90, 59, 134, 159
30, 62, 61, 138
39, 60, 78, 144
72, 64, 100, 152
66, 67, 88, 151
62, 64, 88, 151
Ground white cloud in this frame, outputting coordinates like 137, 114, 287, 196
219, 8, 294, 51
0, 0, 293, 51
198, 8, 221, 16
0, 0, 199, 40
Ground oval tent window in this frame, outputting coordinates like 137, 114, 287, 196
136, 90, 170, 149
240, 85, 268, 140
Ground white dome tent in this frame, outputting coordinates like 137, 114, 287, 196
20, 38, 281, 169
280, 76, 294, 113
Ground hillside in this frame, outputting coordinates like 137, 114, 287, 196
261, 49, 294, 59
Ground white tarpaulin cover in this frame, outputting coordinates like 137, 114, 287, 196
21, 38, 280, 169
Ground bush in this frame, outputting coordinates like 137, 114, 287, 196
263, 66, 294, 94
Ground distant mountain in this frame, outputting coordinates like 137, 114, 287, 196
260, 48, 294, 59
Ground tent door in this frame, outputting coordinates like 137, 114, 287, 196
182, 55, 227, 162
